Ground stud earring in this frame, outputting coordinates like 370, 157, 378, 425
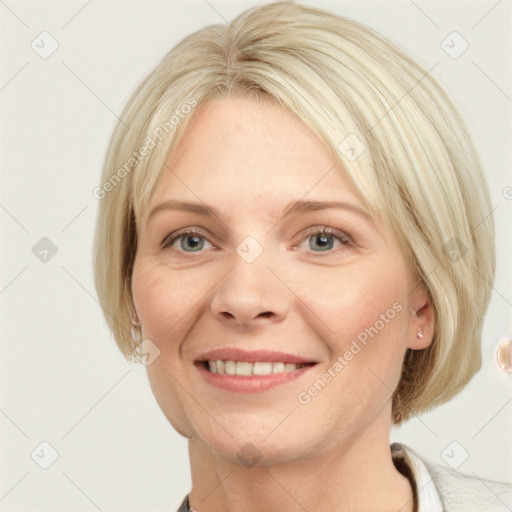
416, 330, 424, 339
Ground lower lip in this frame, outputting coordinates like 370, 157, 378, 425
195, 362, 317, 393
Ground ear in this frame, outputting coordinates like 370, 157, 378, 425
407, 283, 435, 351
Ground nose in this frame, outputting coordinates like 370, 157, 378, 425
209, 245, 290, 327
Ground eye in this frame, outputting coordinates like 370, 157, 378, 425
297, 226, 353, 254
161, 226, 353, 255
161, 228, 214, 253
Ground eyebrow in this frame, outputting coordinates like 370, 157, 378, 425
147, 199, 376, 228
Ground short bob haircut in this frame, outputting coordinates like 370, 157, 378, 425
93, 1, 495, 425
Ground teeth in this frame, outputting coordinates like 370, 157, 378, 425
236, 361, 253, 376
253, 362, 272, 375
224, 360, 236, 375
272, 362, 285, 373
207, 360, 306, 376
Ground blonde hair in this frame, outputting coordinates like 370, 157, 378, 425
93, 0, 495, 425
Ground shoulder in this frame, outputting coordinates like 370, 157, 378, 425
424, 459, 512, 512
402, 444, 512, 512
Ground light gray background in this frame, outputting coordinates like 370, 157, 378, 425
0, 0, 511, 510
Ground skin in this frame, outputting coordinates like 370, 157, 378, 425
131, 95, 435, 512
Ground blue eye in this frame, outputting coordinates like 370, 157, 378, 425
301, 227, 352, 253
162, 226, 353, 255
162, 229, 213, 252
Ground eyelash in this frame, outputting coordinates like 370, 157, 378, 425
161, 226, 354, 255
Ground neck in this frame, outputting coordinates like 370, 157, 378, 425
186, 416, 414, 512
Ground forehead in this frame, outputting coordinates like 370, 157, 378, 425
149, 95, 363, 215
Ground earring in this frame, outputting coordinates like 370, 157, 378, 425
416, 329, 424, 339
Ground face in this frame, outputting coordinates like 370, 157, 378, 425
131, 95, 431, 465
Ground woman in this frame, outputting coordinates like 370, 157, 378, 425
93, 2, 511, 511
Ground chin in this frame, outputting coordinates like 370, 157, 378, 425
196, 425, 309, 467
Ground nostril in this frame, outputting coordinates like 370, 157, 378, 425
219, 311, 273, 320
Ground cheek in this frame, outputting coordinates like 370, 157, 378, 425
297, 262, 410, 411
296, 270, 408, 430
131, 258, 209, 341
145, 363, 196, 438
299, 263, 407, 348
132, 257, 208, 438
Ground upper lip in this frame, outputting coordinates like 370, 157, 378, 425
195, 348, 318, 364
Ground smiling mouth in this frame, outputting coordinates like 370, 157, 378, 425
196, 360, 317, 376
